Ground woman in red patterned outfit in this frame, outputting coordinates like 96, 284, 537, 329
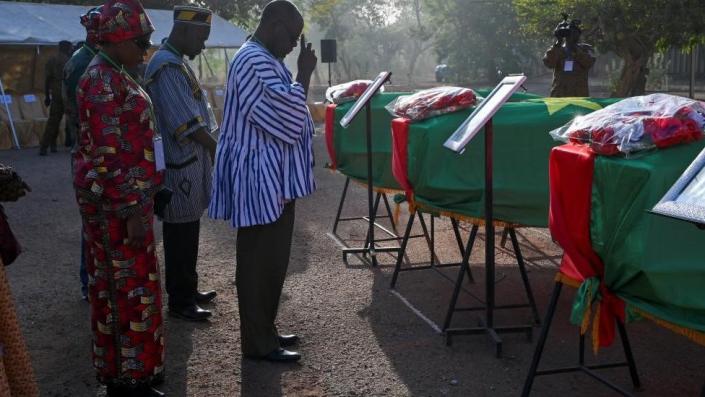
74, 0, 165, 395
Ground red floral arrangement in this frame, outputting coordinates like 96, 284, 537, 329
552, 94, 705, 156
386, 86, 477, 121
646, 106, 703, 148
326, 80, 377, 104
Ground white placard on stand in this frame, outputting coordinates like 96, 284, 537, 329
652, 147, 705, 226
443, 74, 527, 153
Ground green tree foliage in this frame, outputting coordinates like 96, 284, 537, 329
514, 0, 705, 96
305, 0, 434, 83
192, 0, 271, 29
424, 0, 539, 84
307, 0, 399, 79
396, 0, 434, 84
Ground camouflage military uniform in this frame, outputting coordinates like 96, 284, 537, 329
543, 43, 596, 97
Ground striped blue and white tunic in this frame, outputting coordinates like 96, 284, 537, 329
145, 47, 217, 223
209, 41, 316, 228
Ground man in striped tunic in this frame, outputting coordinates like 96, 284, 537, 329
209, 0, 317, 362
145, 6, 219, 322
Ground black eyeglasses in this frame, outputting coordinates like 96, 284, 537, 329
132, 37, 152, 51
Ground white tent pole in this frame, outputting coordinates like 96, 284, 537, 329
0, 77, 21, 149
222, 48, 229, 85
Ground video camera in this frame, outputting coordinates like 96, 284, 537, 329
554, 13, 581, 39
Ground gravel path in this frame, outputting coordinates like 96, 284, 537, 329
1, 134, 703, 396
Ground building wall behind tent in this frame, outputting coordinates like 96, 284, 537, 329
0, 45, 237, 150
0, 45, 234, 93
0, 46, 58, 93
0, 46, 60, 149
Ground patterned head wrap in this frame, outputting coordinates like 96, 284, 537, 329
80, 6, 102, 46
173, 5, 212, 26
99, 0, 154, 44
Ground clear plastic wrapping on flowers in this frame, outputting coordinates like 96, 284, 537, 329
550, 94, 705, 156
325, 80, 381, 104
385, 86, 478, 121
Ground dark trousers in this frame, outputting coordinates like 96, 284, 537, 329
163, 220, 200, 308
236, 201, 295, 357
40, 96, 64, 151
64, 116, 77, 148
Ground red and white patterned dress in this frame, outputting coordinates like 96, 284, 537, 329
74, 57, 164, 387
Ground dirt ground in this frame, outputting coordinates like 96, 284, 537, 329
1, 134, 704, 397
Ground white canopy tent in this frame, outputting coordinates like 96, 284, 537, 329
0, 1, 247, 148
0, 1, 247, 47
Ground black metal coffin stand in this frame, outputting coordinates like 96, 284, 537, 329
330, 178, 439, 268
391, 75, 542, 356
336, 72, 399, 267
442, 118, 537, 356
390, 119, 543, 353
521, 279, 641, 396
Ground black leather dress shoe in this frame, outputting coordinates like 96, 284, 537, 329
278, 334, 299, 347
194, 290, 217, 304
263, 348, 301, 363
168, 304, 212, 321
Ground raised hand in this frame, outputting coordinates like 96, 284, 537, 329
297, 34, 317, 77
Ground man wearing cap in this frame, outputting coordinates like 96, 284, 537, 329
63, 6, 101, 301
210, 0, 317, 362
39, 40, 73, 155
145, 6, 218, 322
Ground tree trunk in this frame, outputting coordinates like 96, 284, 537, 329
338, 48, 352, 81
406, 39, 434, 86
406, 43, 421, 86
612, 53, 651, 97
405, 0, 431, 86
611, 37, 653, 97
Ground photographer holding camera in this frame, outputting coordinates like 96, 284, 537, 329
543, 15, 595, 97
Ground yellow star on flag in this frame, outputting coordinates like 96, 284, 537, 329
531, 97, 604, 115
